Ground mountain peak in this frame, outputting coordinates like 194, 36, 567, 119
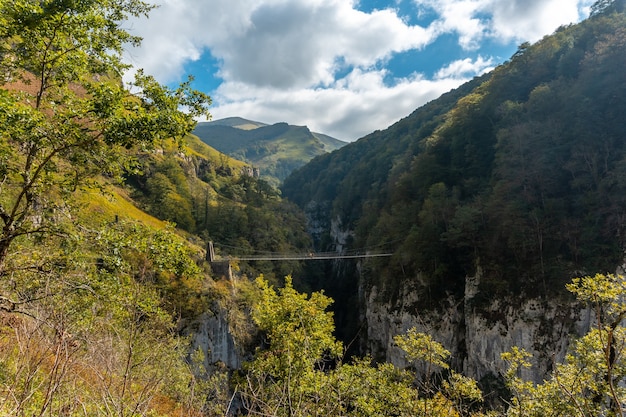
207, 117, 267, 130
193, 117, 346, 186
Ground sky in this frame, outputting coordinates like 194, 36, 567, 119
123, 0, 596, 142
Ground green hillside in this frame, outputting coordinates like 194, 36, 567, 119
282, 4, 626, 304
0, 1, 313, 411
193, 118, 347, 186
312, 131, 347, 151
4, 0, 626, 415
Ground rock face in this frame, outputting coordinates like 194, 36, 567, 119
184, 303, 243, 372
362, 265, 593, 384
307, 203, 595, 386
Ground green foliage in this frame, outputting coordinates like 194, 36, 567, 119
0, 219, 212, 416
395, 327, 451, 370
93, 221, 207, 317
395, 327, 484, 416
0, 0, 210, 275
141, 156, 196, 231
239, 275, 342, 416
250, 275, 342, 376
591, 0, 626, 16
235, 277, 496, 417
502, 273, 626, 417
123, 139, 311, 281
237, 276, 489, 417
200, 176, 311, 281
327, 359, 424, 417
283, 9, 626, 305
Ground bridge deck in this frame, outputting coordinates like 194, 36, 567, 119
207, 241, 394, 262
227, 253, 393, 261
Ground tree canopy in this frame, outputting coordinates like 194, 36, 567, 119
0, 0, 211, 268
0, 1, 216, 415
283, 8, 626, 304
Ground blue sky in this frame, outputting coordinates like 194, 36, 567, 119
124, 0, 595, 141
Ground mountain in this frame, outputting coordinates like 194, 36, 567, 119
5, 0, 626, 413
204, 116, 268, 130
193, 118, 347, 186
282, 4, 626, 384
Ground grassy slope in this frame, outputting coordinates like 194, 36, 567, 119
193, 119, 346, 185
77, 134, 249, 233
312, 132, 346, 152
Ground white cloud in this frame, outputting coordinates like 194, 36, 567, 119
488, 0, 593, 42
123, 0, 594, 141
435, 56, 494, 79
418, 0, 488, 49
209, 2, 435, 89
209, 68, 466, 140
125, 0, 434, 88
414, 0, 596, 47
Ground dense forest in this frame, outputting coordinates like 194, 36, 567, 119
283, 0, 626, 306
2, 0, 626, 416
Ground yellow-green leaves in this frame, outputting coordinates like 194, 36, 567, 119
567, 273, 626, 303
502, 273, 626, 417
251, 275, 342, 376
395, 328, 484, 416
395, 327, 451, 370
567, 273, 626, 324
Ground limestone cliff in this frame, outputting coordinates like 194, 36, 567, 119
362, 268, 592, 384
315, 208, 594, 386
183, 302, 244, 372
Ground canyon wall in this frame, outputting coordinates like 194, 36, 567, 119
184, 302, 243, 372
362, 267, 593, 384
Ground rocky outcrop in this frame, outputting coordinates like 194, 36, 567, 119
362, 266, 593, 385
183, 303, 243, 372
303, 200, 330, 249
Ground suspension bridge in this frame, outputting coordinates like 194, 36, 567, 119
207, 242, 394, 262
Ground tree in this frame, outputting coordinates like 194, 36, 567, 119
502, 273, 626, 417
239, 275, 342, 415
395, 328, 483, 417
145, 172, 196, 231
591, 0, 626, 16
238, 276, 489, 417
0, 0, 210, 279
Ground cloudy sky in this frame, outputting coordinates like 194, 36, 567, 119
123, 0, 595, 141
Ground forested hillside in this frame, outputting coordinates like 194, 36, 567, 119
126, 133, 312, 281
283, 2, 626, 305
3, 0, 626, 415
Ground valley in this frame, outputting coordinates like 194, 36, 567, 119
1, 0, 626, 415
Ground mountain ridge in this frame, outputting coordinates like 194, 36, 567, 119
193, 117, 347, 185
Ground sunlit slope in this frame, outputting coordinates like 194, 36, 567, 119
75, 135, 249, 230
193, 118, 347, 186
